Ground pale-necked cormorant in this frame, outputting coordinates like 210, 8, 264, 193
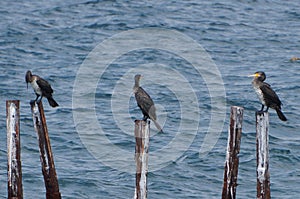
133, 74, 163, 133
249, 71, 287, 121
25, 70, 59, 107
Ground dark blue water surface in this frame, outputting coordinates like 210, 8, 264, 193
1, 1, 300, 198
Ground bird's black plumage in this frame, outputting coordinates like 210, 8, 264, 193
26, 70, 59, 107
249, 71, 287, 121
133, 74, 163, 132
135, 87, 156, 120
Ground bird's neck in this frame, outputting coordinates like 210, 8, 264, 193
27, 74, 40, 83
252, 79, 263, 87
31, 75, 39, 83
133, 81, 140, 92
133, 86, 139, 94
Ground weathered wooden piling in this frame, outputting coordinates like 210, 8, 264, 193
6, 100, 23, 199
222, 106, 244, 199
30, 100, 61, 199
134, 120, 150, 199
256, 111, 270, 199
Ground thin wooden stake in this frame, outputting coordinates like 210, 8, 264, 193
222, 106, 244, 199
7, 100, 23, 199
256, 111, 270, 199
31, 100, 61, 199
134, 120, 150, 199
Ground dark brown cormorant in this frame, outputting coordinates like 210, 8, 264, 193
25, 70, 59, 107
133, 74, 163, 133
249, 71, 287, 121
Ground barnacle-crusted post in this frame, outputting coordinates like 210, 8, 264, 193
222, 106, 244, 199
7, 100, 23, 199
256, 111, 270, 199
134, 120, 150, 199
31, 100, 61, 199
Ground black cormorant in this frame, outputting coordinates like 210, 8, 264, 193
249, 71, 287, 121
25, 70, 59, 107
133, 74, 163, 132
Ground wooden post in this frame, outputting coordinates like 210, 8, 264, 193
134, 120, 150, 199
256, 111, 270, 199
7, 100, 23, 199
30, 100, 61, 199
222, 106, 244, 199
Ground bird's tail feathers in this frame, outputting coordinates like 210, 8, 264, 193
275, 107, 287, 121
152, 119, 164, 133
47, 96, 59, 107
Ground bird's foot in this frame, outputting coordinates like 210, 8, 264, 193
258, 105, 269, 113
142, 116, 149, 121
36, 98, 43, 104
256, 110, 265, 115
30, 100, 36, 106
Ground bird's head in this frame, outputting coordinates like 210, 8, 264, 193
134, 74, 143, 85
25, 70, 32, 89
248, 71, 266, 81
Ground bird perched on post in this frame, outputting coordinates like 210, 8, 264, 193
25, 70, 59, 107
249, 71, 287, 121
133, 74, 163, 133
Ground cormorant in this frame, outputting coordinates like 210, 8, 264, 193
25, 70, 59, 107
133, 74, 163, 133
249, 71, 287, 121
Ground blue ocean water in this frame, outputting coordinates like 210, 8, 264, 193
1, 0, 300, 198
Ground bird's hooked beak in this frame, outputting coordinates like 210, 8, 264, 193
25, 70, 31, 89
138, 75, 143, 82
26, 78, 29, 89
248, 73, 259, 77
